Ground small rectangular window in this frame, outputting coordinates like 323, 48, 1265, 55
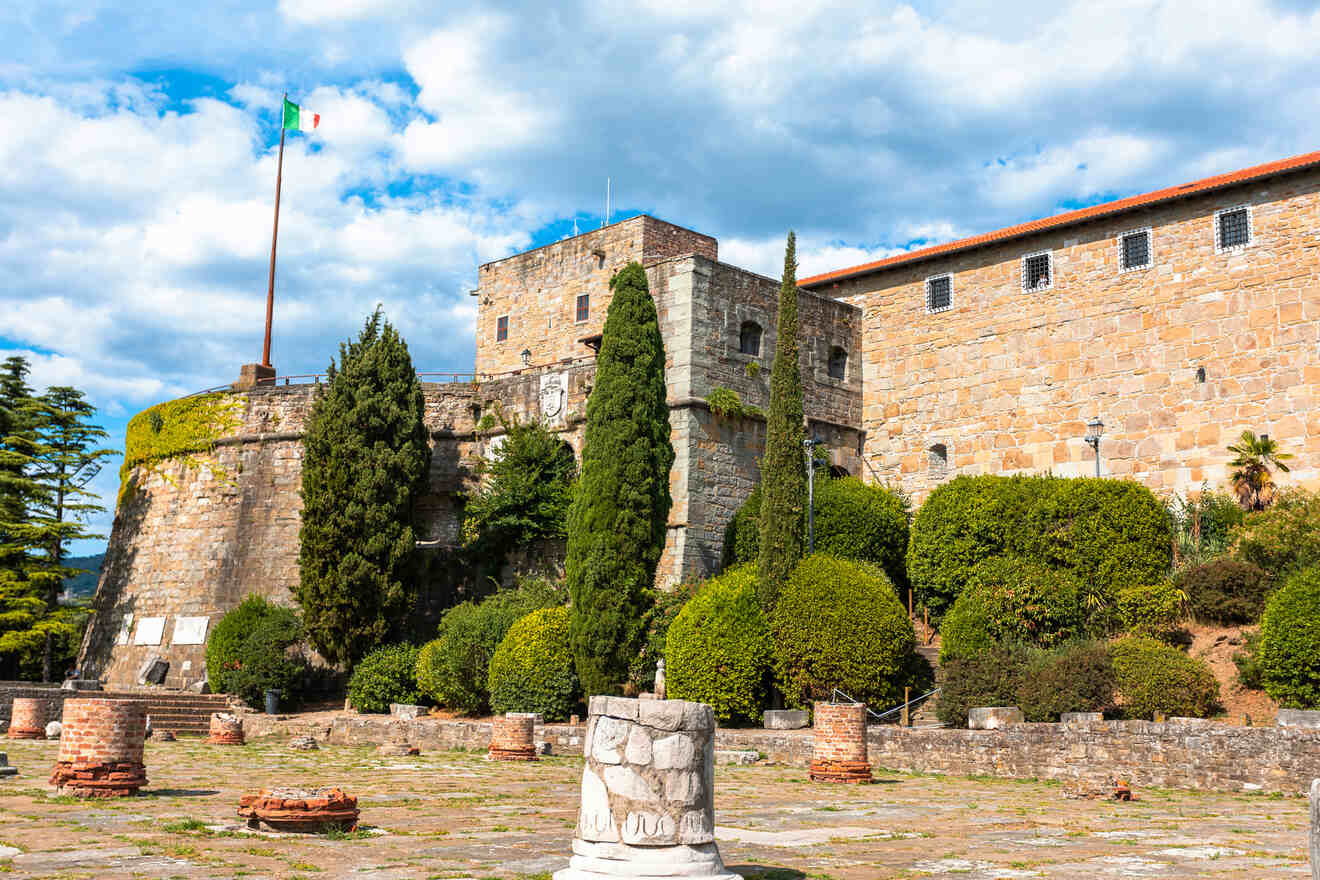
1022, 251, 1052, 292
925, 274, 953, 313
496, 315, 508, 342
575, 294, 590, 323
1119, 228, 1151, 272
1216, 206, 1252, 252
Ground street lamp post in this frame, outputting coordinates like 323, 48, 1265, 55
803, 438, 826, 553
1083, 417, 1105, 477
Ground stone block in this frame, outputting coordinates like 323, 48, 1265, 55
763, 709, 809, 730
713, 749, 758, 765
1060, 712, 1103, 725
0, 752, 15, 778
44, 721, 62, 740
136, 655, 169, 685
1309, 778, 1319, 880
1278, 709, 1320, 729
968, 707, 1024, 730
389, 704, 427, 720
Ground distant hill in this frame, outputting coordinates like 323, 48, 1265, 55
62, 554, 103, 598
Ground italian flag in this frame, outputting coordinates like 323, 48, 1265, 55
282, 97, 319, 132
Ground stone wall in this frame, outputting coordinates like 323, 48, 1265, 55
806, 170, 1320, 502
0, 683, 62, 733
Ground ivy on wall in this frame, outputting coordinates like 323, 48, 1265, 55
118, 392, 244, 501
706, 386, 764, 421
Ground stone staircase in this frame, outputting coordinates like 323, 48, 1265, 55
910, 625, 945, 727
97, 691, 236, 737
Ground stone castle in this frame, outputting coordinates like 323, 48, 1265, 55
79, 149, 1320, 688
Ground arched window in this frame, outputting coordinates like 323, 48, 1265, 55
827, 346, 848, 380
739, 321, 762, 356
928, 443, 948, 479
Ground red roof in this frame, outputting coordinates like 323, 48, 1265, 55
799, 147, 1320, 288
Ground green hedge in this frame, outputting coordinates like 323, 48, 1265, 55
771, 554, 928, 709
1110, 636, 1219, 719
1233, 489, 1320, 586
1175, 558, 1270, 625
206, 595, 306, 707
935, 644, 1029, 728
488, 607, 580, 721
1116, 581, 1186, 639
665, 566, 771, 724
722, 477, 910, 592
1259, 566, 1320, 709
907, 475, 1172, 621
938, 557, 1086, 663
347, 643, 423, 714
1016, 641, 1116, 722
415, 578, 564, 714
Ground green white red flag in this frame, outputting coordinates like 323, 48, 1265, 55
282, 97, 319, 131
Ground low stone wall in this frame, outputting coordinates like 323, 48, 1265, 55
242, 713, 1320, 795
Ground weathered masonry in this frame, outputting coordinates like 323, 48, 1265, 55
801, 149, 1320, 501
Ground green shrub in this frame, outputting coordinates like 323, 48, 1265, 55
206, 595, 306, 707
935, 644, 1029, 728
1110, 636, 1219, 719
938, 557, 1086, 663
770, 554, 927, 709
907, 475, 1171, 621
347, 643, 423, 714
1116, 581, 1186, 639
1016, 641, 1116, 722
722, 477, 910, 592
629, 583, 696, 693
1174, 558, 1270, 625
665, 566, 772, 724
1233, 489, 1320, 586
1232, 630, 1264, 691
1259, 566, 1320, 709
488, 607, 580, 721
1168, 486, 1247, 565
417, 578, 564, 714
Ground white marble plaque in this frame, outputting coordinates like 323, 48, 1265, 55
133, 616, 166, 646
172, 616, 209, 645
116, 613, 135, 646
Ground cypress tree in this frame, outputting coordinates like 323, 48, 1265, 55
757, 231, 807, 609
566, 262, 674, 696
296, 307, 431, 667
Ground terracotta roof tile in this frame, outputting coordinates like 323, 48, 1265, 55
799, 147, 1320, 288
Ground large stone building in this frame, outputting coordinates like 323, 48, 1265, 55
79, 149, 1320, 687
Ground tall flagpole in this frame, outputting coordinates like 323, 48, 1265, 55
262, 94, 287, 369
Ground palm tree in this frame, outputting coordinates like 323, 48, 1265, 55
1227, 430, 1292, 511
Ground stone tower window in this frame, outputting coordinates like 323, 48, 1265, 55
1215, 205, 1252, 252
1022, 251, 1052, 292
926, 274, 953, 313
575, 294, 590, 323
1118, 228, 1151, 272
928, 443, 948, 479
739, 321, 762, 356
827, 346, 848, 380
496, 315, 509, 342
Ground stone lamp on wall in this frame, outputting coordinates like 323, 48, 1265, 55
1084, 417, 1104, 477
521, 348, 532, 366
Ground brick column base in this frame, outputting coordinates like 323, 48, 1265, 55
488, 714, 537, 761
50, 761, 148, 797
810, 701, 872, 784
8, 698, 46, 739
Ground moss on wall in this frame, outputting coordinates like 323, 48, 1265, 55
118, 392, 244, 502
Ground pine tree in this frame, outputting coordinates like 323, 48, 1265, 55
296, 307, 431, 667
566, 262, 674, 696
757, 231, 807, 609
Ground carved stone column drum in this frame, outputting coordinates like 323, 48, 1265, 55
489, 713, 537, 761
554, 696, 737, 880
810, 701, 872, 783
206, 712, 245, 745
7, 698, 46, 739
49, 698, 148, 797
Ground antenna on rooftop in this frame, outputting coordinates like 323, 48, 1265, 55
604, 177, 611, 228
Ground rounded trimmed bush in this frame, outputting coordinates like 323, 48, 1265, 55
1016, 640, 1116, 722
935, 644, 1029, 728
1116, 581, 1186, 639
206, 595, 306, 707
488, 607, 580, 721
908, 475, 1171, 621
938, 557, 1086, 663
1110, 635, 1219, 719
1259, 566, 1320, 709
417, 578, 564, 714
665, 566, 772, 724
721, 477, 910, 591
1174, 558, 1270, 625
771, 554, 926, 709
347, 643, 423, 714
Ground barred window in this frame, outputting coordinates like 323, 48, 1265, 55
1119, 229, 1151, 271
827, 346, 848, 380
575, 294, 590, 323
496, 315, 508, 342
1216, 206, 1251, 251
926, 274, 953, 313
738, 320, 762, 356
1022, 251, 1052, 291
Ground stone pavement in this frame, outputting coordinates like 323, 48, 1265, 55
0, 736, 1312, 878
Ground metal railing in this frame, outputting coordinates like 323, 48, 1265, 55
830, 686, 942, 724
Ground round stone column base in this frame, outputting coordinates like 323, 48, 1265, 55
488, 745, 537, 761
554, 839, 739, 880
7, 727, 44, 740
809, 759, 873, 783
49, 761, 148, 797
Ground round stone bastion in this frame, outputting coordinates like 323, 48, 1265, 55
7, 698, 47, 739
49, 698, 148, 797
554, 695, 738, 880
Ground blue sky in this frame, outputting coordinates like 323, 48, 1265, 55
5, 0, 1320, 555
